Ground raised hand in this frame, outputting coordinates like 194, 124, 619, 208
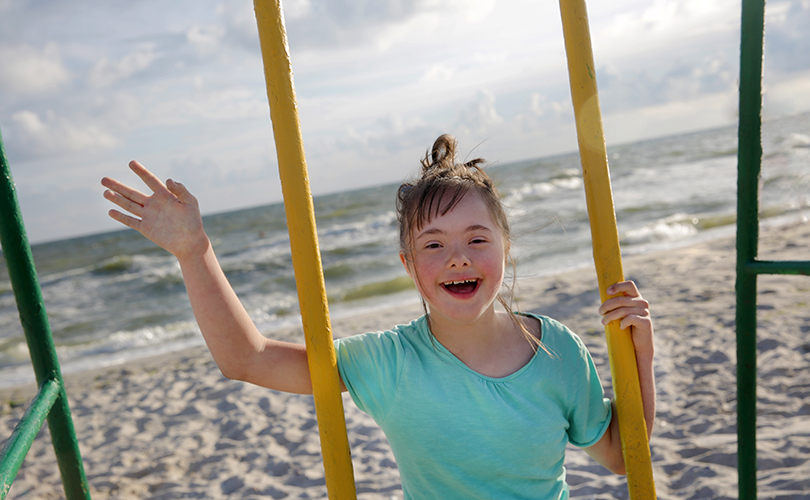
102, 161, 209, 261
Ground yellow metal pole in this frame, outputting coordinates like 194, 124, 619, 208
252, 1, 357, 498
558, 1, 656, 498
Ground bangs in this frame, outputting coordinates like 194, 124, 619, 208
412, 181, 472, 233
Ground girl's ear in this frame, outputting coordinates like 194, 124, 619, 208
399, 252, 414, 279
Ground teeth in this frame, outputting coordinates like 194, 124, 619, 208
445, 279, 476, 285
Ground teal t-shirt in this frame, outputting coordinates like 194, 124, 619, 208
335, 314, 612, 500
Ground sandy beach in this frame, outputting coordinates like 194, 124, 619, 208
2, 219, 809, 499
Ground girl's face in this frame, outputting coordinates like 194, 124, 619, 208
400, 191, 508, 328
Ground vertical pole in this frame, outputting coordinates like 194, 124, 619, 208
0, 131, 91, 499
252, 2, 357, 498
558, 1, 656, 498
736, 0, 765, 498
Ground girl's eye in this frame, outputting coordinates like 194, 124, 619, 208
426, 242, 442, 249
470, 238, 487, 244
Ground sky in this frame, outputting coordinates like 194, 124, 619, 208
1, 0, 809, 244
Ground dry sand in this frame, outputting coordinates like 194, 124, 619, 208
2, 220, 809, 499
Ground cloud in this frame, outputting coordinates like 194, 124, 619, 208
1, 0, 808, 244
9, 109, 120, 159
284, 0, 313, 19
420, 64, 456, 84
187, 24, 226, 56
0, 43, 70, 94
285, 0, 422, 49
90, 92, 144, 129
334, 112, 433, 155
765, 0, 810, 73
764, 69, 810, 116
216, 0, 262, 52
600, 0, 739, 50
455, 89, 504, 135
650, 50, 737, 104
88, 45, 159, 88
591, 4, 739, 115
145, 86, 267, 126
281, 0, 487, 51
602, 89, 739, 144
528, 93, 569, 119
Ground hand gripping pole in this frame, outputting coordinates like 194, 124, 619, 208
558, 1, 656, 498
253, 1, 357, 498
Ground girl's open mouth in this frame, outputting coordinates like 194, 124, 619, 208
442, 279, 479, 294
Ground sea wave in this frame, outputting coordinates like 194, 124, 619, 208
328, 276, 414, 303
503, 175, 583, 205
620, 214, 699, 245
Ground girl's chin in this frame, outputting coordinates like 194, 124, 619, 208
425, 300, 499, 324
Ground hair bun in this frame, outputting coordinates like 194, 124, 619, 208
421, 134, 487, 180
422, 134, 459, 174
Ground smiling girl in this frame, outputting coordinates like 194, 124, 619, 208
101, 134, 655, 499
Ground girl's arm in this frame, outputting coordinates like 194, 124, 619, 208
101, 161, 317, 394
584, 280, 656, 475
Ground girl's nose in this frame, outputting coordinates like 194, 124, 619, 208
447, 246, 470, 268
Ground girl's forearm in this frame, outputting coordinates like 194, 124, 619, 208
636, 349, 656, 439
176, 241, 313, 394
176, 240, 266, 380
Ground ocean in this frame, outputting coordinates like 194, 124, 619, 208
1, 112, 809, 388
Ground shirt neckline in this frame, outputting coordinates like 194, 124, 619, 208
420, 313, 546, 382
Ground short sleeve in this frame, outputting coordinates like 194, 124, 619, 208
335, 329, 406, 422
565, 332, 612, 448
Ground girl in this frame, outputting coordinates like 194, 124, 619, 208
101, 134, 655, 499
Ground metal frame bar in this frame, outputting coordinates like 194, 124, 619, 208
558, 0, 656, 497
0, 129, 91, 500
736, 1, 809, 499
252, 1, 357, 498
0, 380, 61, 490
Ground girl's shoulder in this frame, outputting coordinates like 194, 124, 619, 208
516, 312, 592, 360
335, 315, 429, 353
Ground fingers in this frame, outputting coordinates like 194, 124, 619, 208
166, 179, 198, 206
600, 305, 649, 327
102, 186, 144, 218
598, 280, 654, 356
599, 294, 649, 316
102, 160, 193, 217
103, 161, 197, 239
128, 160, 168, 194
606, 280, 640, 298
107, 208, 141, 231
101, 176, 149, 207
599, 280, 650, 328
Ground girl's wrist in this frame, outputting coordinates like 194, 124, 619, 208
176, 233, 213, 265
635, 347, 654, 365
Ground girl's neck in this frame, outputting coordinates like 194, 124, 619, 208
427, 308, 537, 378
428, 306, 500, 345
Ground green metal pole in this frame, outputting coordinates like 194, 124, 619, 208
735, 1, 765, 499
0, 379, 61, 497
0, 130, 91, 500
745, 260, 810, 275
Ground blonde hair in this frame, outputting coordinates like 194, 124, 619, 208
396, 134, 543, 351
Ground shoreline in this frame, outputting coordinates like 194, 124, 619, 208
2, 219, 809, 499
